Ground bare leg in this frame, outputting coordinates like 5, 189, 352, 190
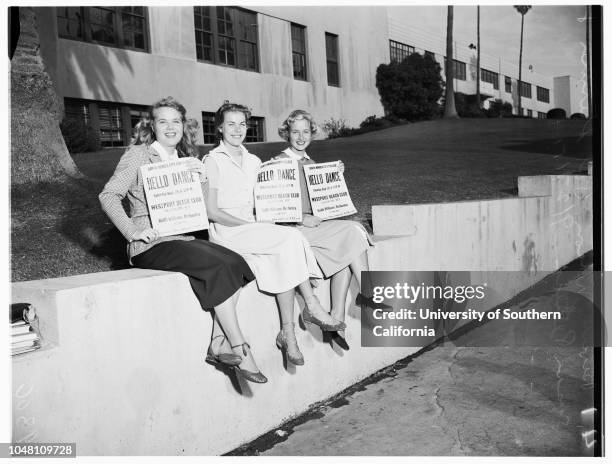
213, 289, 260, 373
330, 267, 351, 322
298, 280, 343, 326
276, 288, 304, 365
349, 250, 371, 295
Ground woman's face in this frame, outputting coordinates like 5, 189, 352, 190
219, 111, 247, 148
288, 117, 312, 153
153, 106, 183, 150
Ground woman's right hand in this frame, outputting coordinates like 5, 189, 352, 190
301, 214, 322, 228
133, 228, 160, 243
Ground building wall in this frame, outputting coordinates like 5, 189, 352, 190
553, 75, 587, 117
35, 6, 387, 144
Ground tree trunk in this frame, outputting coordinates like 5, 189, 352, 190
476, 6, 481, 108
11, 7, 83, 184
586, 5, 591, 119
517, 13, 525, 117
444, 6, 458, 118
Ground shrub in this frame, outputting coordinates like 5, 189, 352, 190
60, 117, 101, 153
484, 99, 513, 118
322, 117, 354, 139
570, 112, 587, 120
376, 53, 444, 121
359, 115, 396, 130
453, 92, 486, 118
546, 108, 567, 120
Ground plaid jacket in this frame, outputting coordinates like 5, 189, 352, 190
99, 144, 198, 262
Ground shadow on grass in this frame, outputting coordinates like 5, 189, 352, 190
501, 135, 592, 159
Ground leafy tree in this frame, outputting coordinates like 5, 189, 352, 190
375, 52, 444, 121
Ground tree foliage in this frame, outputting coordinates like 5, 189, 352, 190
375, 53, 444, 122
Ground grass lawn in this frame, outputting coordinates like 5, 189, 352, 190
12, 118, 592, 281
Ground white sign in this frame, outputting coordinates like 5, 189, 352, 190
254, 158, 302, 222
303, 161, 357, 220
140, 158, 208, 237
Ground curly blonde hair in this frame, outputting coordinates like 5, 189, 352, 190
131, 96, 199, 158
278, 109, 319, 141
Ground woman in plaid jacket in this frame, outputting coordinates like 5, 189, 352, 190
99, 97, 266, 383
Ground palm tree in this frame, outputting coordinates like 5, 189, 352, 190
514, 5, 532, 117
586, 5, 591, 119
11, 7, 83, 184
444, 6, 458, 118
476, 6, 481, 109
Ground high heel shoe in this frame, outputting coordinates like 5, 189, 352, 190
276, 324, 305, 366
205, 335, 242, 367
302, 296, 346, 331
330, 330, 350, 351
230, 343, 268, 384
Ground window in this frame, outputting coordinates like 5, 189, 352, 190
480, 68, 499, 90
201, 112, 217, 144
536, 86, 550, 103
504, 76, 512, 93
57, 7, 148, 51
246, 117, 265, 142
389, 40, 414, 63
201, 111, 264, 143
453, 59, 466, 81
291, 23, 307, 80
519, 81, 532, 98
537, 111, 547, 119
194, 6, 259, 71
63, 98, 148, 148
527, 109, 533, 118
325, 33, 339, 86
424, 50, 435, 61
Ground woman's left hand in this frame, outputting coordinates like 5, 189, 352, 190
338, 160, 345, 174
186, 157, 206, 175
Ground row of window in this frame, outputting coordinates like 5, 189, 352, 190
388, 39, 550, 102
64, 98, 266, 148
57, 6, 341, 87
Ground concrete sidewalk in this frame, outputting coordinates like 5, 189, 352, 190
231, 268, 597, 456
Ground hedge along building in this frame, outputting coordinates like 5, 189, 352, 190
34, 6, 389, 148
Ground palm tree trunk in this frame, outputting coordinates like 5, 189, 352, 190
11, 7, 83, 184
586, 5, 591, 119
444, 6, 458, 118
517, 13, 525, 116
476, 6, 481, 108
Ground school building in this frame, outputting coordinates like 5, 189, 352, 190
34, 6, 583, 147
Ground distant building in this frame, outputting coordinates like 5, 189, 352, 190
34, 6, 581, 148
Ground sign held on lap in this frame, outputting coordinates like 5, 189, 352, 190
254, 158, 302, 222
140, 158, 208, 236
303, 161, 357, 220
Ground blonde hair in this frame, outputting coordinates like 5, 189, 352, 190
278, 109, 319, 141
131, 96, 199, 158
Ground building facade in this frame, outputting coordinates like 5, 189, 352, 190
34, 6, 579, 148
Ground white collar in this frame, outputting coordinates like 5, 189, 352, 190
151, 141, 178, 161
211, 140, 252, 169
282, 147, 310, 161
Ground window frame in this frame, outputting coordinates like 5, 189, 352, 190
389, 39, 415, 63
194, 6, 260, 72
536, 85, 550, 103
291, 23, 308, 81
504, 76, 512, 93
56, 6, 150, 53
480, 68, 499, 90
519, 81, 532, 99
453, 59, 466, 81
325, 32, 340, 87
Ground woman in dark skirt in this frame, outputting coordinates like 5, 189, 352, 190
99, 96, 266, 383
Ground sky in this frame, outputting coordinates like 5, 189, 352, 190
387, 5, 590, 81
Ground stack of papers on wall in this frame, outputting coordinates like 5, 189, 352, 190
10, 303, 41, 356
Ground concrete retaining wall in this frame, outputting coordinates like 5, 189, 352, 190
11, 175, 592, 455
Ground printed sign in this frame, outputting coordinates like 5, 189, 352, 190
303, 161, 357, 220
254, 158, 302, 222
140, 158, 208, 237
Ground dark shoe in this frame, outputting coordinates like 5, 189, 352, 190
231, 343, 268, 384
356, 293, 392, 310
330, 330, 350, 351
276, 324, 305, 366
206, 335, 242, 367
